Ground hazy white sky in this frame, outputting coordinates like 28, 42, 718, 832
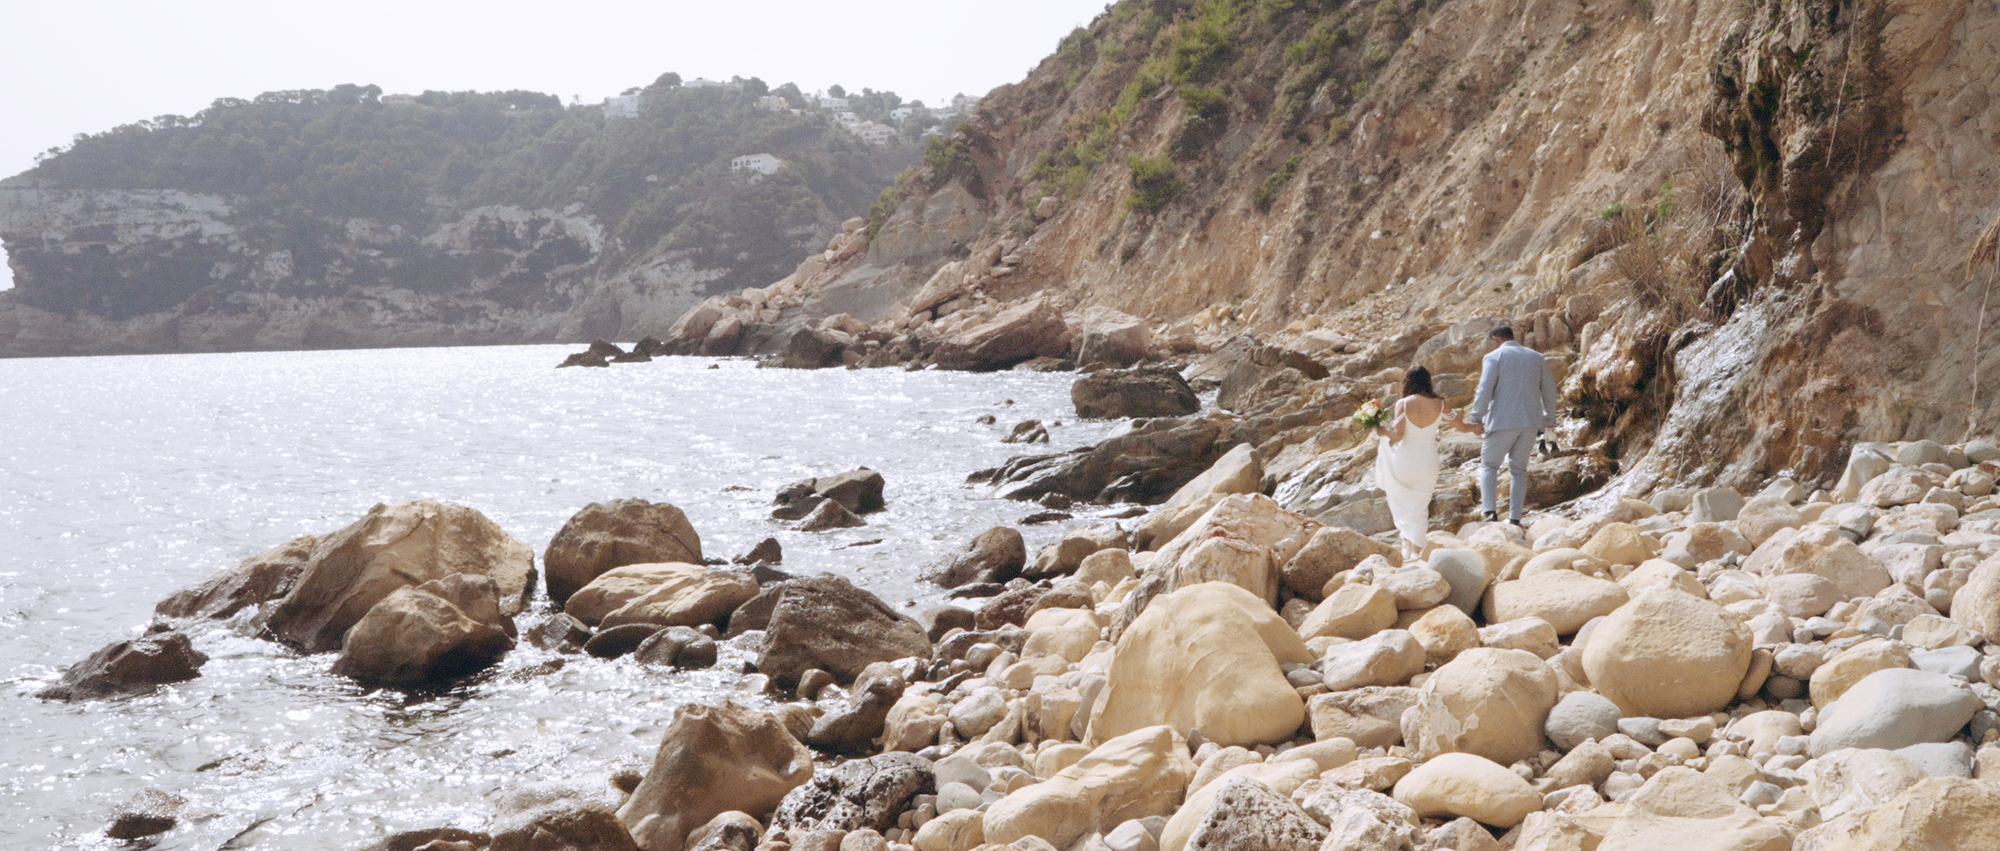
0, 0, 1112, 288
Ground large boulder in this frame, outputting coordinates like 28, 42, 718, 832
36, 629, 208, 701
331, 573, 515, 688
1580, 590, 1752, 719
1808, 668, 1982, 757
153, 534, 323, 624
982, 725, 1195, 850
1401, 648, 1558, 766
544, 499, 702, 608
1131, 444, 1263, 552
1125, 494, 1316, 621
1803, 777, 2000, 850
1071, 365, 1200, 419
1482, 571, 1629, 635
922, 527, 1027, 588
1086, 582, 1313, 748
1950, 553, 2000, 643
264, 501, 535, 653
1074, 306, 1154, 368
931, 297, 1072, 371
972, 414, 1236, 505
1595, 767, 1788, 851
1173, 776, 1326, 851
770, 752, 934, 833
564, 563, 758, 630
1280, 528, 1398, 602
618, 703, 814, 851
756, 574, 931, 688
1391, 752, 1540, 829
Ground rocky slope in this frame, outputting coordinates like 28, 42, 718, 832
669, 0, 1999, 502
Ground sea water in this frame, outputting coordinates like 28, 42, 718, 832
0, 345, 1123, 850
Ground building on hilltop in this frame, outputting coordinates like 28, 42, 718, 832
756, 95, 789, 112
605, 94, 642, 119
890, 106, 920, 121
817, 95, 849, 110
730, 154, 783, 176
685, 77, 728, 88
848, 122, 896, 146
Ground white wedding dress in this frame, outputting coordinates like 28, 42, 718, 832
1375, 400, 1443, 553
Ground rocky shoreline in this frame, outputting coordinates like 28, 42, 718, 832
38, 403, 2000, 850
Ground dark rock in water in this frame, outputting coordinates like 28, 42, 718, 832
736, 537, 783, 565
558, 350, 610, 368
772, 494, 826, 521
528, 613, 593, 653
544, 498, 702, 608
1071, 364, 1201, 419
38, 630, 207, 701
331, 573, 515, 689
815, 468, 887, 514
972, 414, 1235, 505
153, 533, 321, 625
490, 802, 637, 851
610, 348, 653, 363
588, 339, 626, 358
764, 328, 847, 369
357, 827, 492, 851
749, 563, 795, 585
583, 623, 662, 659
804, 661, 907, 755
105, 789, 184, 840
796, 500, 866, 531
976, 414, 998, 425
771, 752, 936, 833
921, 527, 1026, 588
976, 582, 1051, 631
1037, 492, 1074, 509
757, 574, 931, 687
946, 582, 1006, 600
1019, 510, 1072, 525
634, 625, 718, 669
1012, 356, 1074, 372
632, 336, 666, 357
725, 582, 787, 637
1002, 419, 1050, 444
914, 606, 977, 642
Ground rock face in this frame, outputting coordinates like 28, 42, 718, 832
756, 574, 931, 687
770, 753, 934, 833
263, 501, 535, 654
618, 702, 814, 851
1580, 590, 1752, 719
1809, 777, 2000, 850
36, 630, 208, 701
153, 533, 322, 623
1071, 365, 1200, 419
564, 563, 758, 630
929, 297, 1071, 371
331, 573, 516, 688
1086, 582, 1313, 748
544, 499, 703, 608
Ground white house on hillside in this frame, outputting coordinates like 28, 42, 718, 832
605, 94, 641, 118
756, 95, 789, 112
890, 106, 918, 120
686, 77, 727, 88
836, 112, 861, 126
850, 122, 895, 146
818, 95, 849, 110
731, 154, 783, 176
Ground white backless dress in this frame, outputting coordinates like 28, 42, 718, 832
1375, 398, 1443, 551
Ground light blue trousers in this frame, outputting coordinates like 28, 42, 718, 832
1480, 427, 1537, 521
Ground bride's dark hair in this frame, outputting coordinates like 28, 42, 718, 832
1403, 366, 1441, 398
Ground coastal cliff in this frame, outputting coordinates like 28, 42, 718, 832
679, 0, 2000, 497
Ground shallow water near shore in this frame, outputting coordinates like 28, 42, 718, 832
0, 345, 1124, 850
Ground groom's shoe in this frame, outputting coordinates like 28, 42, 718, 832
1481, 511, 1499, 523
1509, 517, 1526, 528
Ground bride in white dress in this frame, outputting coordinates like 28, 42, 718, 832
1373, 367, 1473, 560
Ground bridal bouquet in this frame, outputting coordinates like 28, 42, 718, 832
1352, 399, 1389, 432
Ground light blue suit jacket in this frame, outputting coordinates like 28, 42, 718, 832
1468, 341, 1559, 431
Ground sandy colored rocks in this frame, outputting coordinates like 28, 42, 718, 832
1765, 573, 1842, 619
1299, 583, 1397, 641
618, 702, 813, 851
1391, 752, 1540, 829
153, 533, 321, 624
1021, 607, 1102, 663
1280, 527, 1398, 602
1579, 523, 1656, 565
757, 574, 931, 688
1483, 571, 1628, 635
1805, 748, 1926, 821
1802, 777, 2000, 850
982, 725, 1193, 850
1300, 787, 1419, 851
1074, 306, 1154, 368
1308, 687, 1419, 749
1949, 553, 2000, 643
1160, 761, 1319, 851
1596, 767, 1788, 851
1809, 668, 1981, 757
1544, 691, 1621, 751
1734, 495, 1805, 547
1761, 526, 1891, 600
1072, 364, 1200, 420
1133, 444, 1265, 553
544, 498, 700, 608
1087, 582, 1312, 747
913, 810, 984, 851
563, 563, 757, 630
1581, 590, 1752, 719
1808, 638, 1911, 708
264, 500, 534, 653
331, 573, 514, 688
1174, 776, 1325, 851
923, 527, 1027, 589
1317, 629, 1425, 691
1427, 548, 1496, 613
1403, 648, 1558, 765
1408, 604, 1480, 664
930, 297, 1071, 371
1860, 465, 1945, 508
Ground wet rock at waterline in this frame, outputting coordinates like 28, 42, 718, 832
1071, 364, 1200, 420
37, 629, 208, 701
152, 533, 323, 625
618, 702, 814, 851
756, 574, 931, 688
263, 500, 535, 654
331, 573, 516, 689
922, 527, 1027, 588
544, 499, 704, 608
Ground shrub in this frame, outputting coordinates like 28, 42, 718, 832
1126, 156, 1183, 213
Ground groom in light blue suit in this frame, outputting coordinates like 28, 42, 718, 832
1465, 325, 1560, 525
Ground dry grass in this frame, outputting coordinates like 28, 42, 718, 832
1605, 147, 1746, 322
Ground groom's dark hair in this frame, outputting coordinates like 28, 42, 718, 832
1489, 325, 1515, 340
